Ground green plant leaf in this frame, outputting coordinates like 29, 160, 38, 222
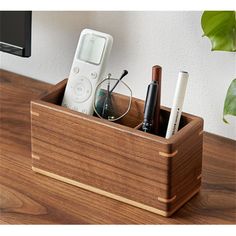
223, 79, 236, 123
201, 11, 236, 52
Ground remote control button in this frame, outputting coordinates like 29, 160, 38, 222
90, 72, 97, 79
73, 67, 80, 74
73, 76, 92, 103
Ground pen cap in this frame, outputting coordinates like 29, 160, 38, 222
173, 71, 189, 106
152, 65, 162, 82
144, 81, 158, 122
165, 71, 189, 138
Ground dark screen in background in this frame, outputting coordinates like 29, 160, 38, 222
0, 11, 30, 47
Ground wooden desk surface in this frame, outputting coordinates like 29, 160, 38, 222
0, 69, 235, 224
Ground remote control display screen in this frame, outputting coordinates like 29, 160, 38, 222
78, 34, 106, 64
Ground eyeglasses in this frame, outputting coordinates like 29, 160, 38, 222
93, 74, 132, 122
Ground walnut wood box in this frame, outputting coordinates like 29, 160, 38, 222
31, 79, 204, 217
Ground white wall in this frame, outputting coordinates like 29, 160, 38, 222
1, 11, 236, 140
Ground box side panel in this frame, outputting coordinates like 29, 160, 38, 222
167, 119, 203, 213
31, 102, 173, 212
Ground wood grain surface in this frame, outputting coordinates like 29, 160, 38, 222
31, 79, 203, 216
0, 69, 236, 224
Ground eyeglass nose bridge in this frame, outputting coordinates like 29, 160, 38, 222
93, 77, 132, 122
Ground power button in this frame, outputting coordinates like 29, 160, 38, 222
90, 72, 97, 79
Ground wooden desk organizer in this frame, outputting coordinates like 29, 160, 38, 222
31, 79, 203, 217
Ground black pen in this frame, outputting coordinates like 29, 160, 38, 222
142, 81, 158, 133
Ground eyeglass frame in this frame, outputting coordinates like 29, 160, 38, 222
93, 77, 133, 122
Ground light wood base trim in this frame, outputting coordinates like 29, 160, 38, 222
197, 173, 202, 180
199, 130, 204, 136
159, 150, 178, 158
32, 154, 40, 160
158, 195, 176, 203
32, 167, 170, 216
32, 167, 200, 217
30, 111, 39, 116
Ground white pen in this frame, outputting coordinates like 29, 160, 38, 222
165, 71, 189, 139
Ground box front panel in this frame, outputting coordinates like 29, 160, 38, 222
31, 102, 173, 212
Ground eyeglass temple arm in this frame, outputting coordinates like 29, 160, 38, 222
109, 70, 128, 94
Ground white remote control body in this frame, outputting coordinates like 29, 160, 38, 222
62, 29, 113, 115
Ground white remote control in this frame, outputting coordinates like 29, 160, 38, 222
62, 29, 113, 115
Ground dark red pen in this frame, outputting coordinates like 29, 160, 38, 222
152, 65, 162, 134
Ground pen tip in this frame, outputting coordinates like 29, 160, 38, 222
179, 71, 189, 79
